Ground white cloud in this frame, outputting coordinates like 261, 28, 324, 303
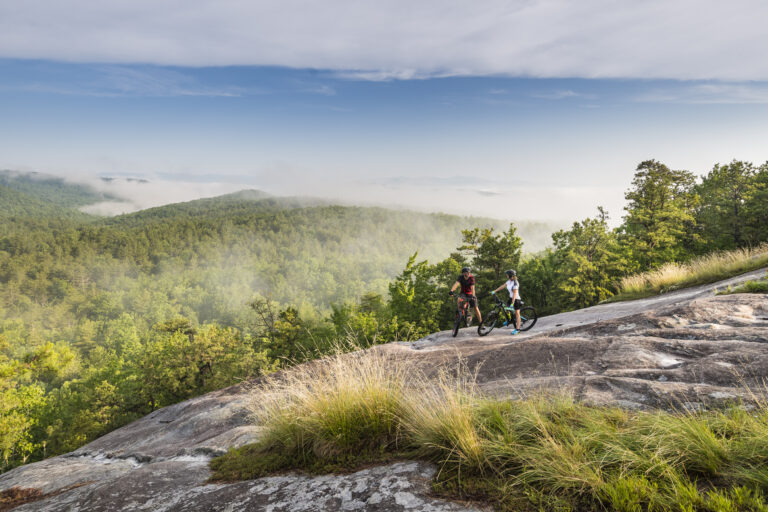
1, 0, 766, 80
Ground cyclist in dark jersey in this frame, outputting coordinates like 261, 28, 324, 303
448, 267, 482, 326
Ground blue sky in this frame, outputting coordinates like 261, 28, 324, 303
1, 1, 767, 223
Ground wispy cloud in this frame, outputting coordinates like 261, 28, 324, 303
96, 66, 244, 97
333, 69, 456, 82
635, 83, 768, 104
0, 65, 249, 97
474, 188, 505, 197
296, 83, 336, 96
365, 175, 538, 189
530, 89, 587, 100
485, 88, 592, 101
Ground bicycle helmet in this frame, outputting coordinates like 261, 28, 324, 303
505, 269, 517, 277
461, 267, 471, 273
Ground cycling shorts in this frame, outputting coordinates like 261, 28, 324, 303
506, 298, 523, 310
459, 294, 477, 307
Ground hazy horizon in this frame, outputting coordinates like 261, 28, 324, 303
2, 1, 767, 225
0, 167, 580, 224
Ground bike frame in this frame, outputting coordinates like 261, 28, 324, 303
456, 295, 471, 316
493, 295, 523, 327
452, 294, 472, 336
491, 295, 512, 321
478, 294, 537, 336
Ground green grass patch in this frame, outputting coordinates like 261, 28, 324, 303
601, 289, 657, 304
210, 349, 768, 511
718, 279, 768, 295
209, 441, 415, 480
610, 245, 768, 302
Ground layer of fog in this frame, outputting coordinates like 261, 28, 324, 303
73, 171, 622, 220
73, 175, 249, 215
62, 173, 582, 252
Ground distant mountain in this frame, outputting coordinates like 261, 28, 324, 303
101, 189, 327, 226
104, 189, 560, 251
0, 170, 116, 209
0, 191, 508, 328
0, 184, 98, 224
1, 170, 561, 251
0, 184, 61, 217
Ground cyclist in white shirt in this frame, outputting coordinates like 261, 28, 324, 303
491, 269, 522, 335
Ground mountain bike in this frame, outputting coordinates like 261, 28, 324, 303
477, 293, 537, 336
452, 294, 473, 337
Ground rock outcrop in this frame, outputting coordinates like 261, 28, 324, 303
2, 268, 767, 511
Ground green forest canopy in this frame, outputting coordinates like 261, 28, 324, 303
1, 159, 767, 473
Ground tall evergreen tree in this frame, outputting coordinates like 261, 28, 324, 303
620, 160, 698, 269
742, 162, 768, 245
695, 160, 757, 250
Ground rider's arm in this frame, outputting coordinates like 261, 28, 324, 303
449, 281, 459, 294
492, 284, 505, 293
470, 284, 476, 296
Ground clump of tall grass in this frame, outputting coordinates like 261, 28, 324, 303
620, 244, 768, 296
400, 365, 494, 477
210, 343, 416, 479
210, 347, 768, 511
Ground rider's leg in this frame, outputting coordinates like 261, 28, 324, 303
475, 304, 482, 323
515, 309, 521, 329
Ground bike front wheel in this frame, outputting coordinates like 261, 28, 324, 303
518, 306, 537, 331
452, 310, 463, 337
478, 310, 499, 336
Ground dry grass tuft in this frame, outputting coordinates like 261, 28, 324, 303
400, 365, 488, 474
620, 244, 768, 296
251, 343, 416, 461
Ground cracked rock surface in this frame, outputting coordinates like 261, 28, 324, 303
4, 460, 482, 512
2, 268, 766, 511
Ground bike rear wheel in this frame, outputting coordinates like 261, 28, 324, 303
518, 306, 537, 331
478, 310, 499, 336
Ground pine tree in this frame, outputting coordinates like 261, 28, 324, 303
620, 160, 698, 269
695, 160, 757, 250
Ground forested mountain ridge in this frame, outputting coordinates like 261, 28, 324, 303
0, 185, 75, 220
0, 170, 115, 210
1, 195, 505, 312
100, 189, 300, 225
